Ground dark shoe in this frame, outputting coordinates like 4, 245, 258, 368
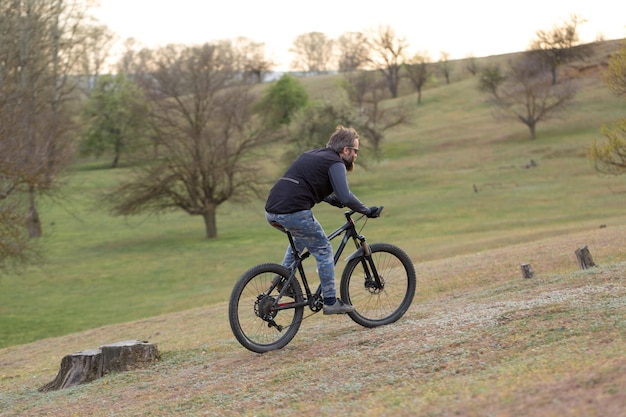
273, 276, 295, 298
323, 299, 355, 315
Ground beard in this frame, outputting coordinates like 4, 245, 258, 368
342, 155, 355, 172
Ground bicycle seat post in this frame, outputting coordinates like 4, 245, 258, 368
286, 230, 303, 261
270, 220, 302, 260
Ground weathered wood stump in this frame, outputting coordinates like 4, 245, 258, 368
39, 340, 159, 392
101, 340, 160, 373
38, 349, 102, 392
575, 245, 596, 270
520, 263, 534, 279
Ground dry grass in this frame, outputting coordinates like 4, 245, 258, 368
2, 224, 625, 416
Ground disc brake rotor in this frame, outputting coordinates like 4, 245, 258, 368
365, 276, 385, 294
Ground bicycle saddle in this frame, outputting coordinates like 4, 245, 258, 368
269, 221, 288, 234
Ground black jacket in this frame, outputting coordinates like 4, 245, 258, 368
265, 148, 368, 214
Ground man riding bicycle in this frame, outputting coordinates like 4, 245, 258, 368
265, 125, 382, 315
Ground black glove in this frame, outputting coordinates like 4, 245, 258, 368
367, 206, 383, 218
325, 195, 344, 208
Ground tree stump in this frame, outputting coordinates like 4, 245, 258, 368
101, 340, 160, 373
39, 340, 159, 392
575, 246, 596, 270
39, 349, 102, 392
520, 263, 534, 279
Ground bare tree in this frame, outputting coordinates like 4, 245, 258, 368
404, 51, 431, 105
486, 55, 577, 139
438, 51, 452, 84
108, 43, 276, 238
335, 31, 371, 72
230, 37, 275, 83
528, 14, 592, 85
0, 196, 35, 273
0, 136, 36, 272
116, 38, 143, 74
366, 25, 409, 98
289, 32, 334, 75
0, 0, 92, 238
477, 64, 506, 99
0, 11, 28, 267
341, 71, 411, 154
76, 23, 116, 91
465, 54, 479, 76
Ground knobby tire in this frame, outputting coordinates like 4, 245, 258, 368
228, 263, 304, 353
340, 243, 416, 328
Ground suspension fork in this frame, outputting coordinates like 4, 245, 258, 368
347, 236, 384, 289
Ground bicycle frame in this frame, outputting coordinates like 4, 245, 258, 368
270, 210, 379, 312
230, 204, 415, 352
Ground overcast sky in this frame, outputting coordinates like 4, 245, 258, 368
91, 0, 625, 70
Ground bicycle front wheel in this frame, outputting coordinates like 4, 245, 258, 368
340, 243, 416, 328
229, 263, 304, 353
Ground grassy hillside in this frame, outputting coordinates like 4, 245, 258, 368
1, 227, 624, 416
1, 41, 624, 348
1, 40, 625, 415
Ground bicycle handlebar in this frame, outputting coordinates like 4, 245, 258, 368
346, 206, 384, 218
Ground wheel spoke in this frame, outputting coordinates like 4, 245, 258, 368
341, 244, 416, 327
229, 264, 304, 353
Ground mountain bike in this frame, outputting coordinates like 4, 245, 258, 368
228, 207, 416, 353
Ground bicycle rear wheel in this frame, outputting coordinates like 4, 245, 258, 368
229, 263, 304, 353
340, 243, 416, 328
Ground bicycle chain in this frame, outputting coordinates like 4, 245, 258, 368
278, 297, 323, 330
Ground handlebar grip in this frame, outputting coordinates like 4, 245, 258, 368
346, 206, 384, 217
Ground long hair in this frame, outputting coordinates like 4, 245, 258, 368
326, 125, 358, 153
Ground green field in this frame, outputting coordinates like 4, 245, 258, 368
1, 42, 625, 349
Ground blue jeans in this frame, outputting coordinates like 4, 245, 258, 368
265, 210, 336, 300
